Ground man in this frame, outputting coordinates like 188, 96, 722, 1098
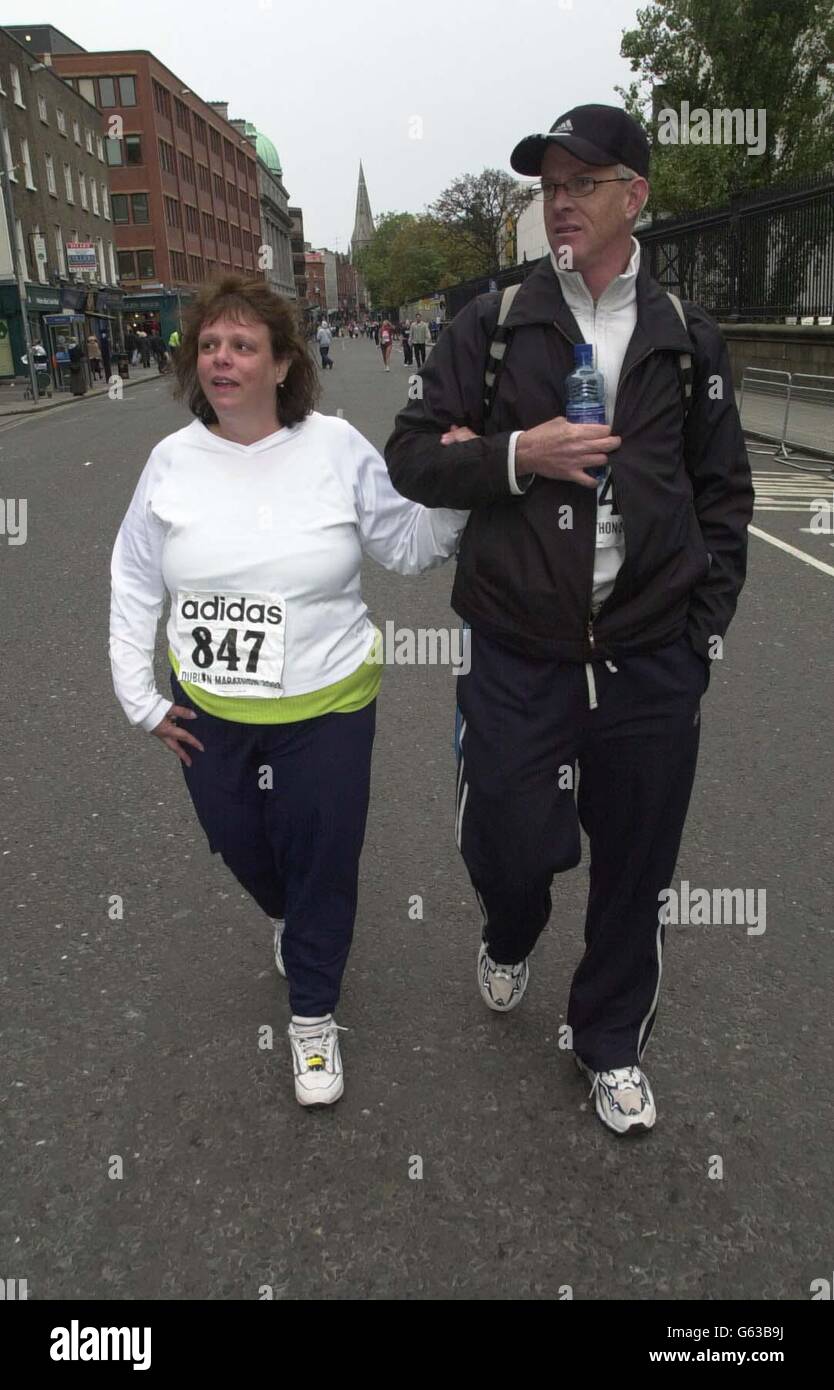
409, 313, 430, 368
316, 319, 334, 369
385, 105, 753, 1137
168, 327, 181, 361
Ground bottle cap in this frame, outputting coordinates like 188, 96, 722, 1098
574, 343, 594, 367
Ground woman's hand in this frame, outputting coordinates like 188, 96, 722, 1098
150, 704, 205, 767
440, 424, 479, 445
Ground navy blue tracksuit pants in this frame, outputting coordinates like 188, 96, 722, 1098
454, 629, 708, 1072
171, 673, 376, 1017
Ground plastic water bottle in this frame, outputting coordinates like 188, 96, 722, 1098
565, 343, 607, 481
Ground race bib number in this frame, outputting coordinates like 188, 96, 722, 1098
595, 469, 625, 550
175, 590, 286, 697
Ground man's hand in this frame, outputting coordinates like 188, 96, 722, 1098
440, 424, 479, 445
516, 417, 621, 488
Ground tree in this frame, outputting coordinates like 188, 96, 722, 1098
617, 0, 834, 215
429, 169, 533, 272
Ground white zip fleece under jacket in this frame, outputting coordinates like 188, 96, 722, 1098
110, 411, 469, 732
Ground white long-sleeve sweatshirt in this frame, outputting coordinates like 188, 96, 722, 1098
109, 410, 469, 731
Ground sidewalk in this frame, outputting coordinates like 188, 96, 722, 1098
0, 363, 163, 417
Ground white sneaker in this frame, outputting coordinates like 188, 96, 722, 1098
288, 1016, 344, 1106
272, 918, 286, 978
575, 1056, 656, 1135
477, 941, 529, 1012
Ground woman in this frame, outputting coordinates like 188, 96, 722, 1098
109, 276, 467, 1108
86, 334, 103, 380
379, 319, 393, 371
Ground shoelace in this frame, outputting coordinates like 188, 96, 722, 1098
587, 1066, 643, 1102
291, 1022, 348, 1065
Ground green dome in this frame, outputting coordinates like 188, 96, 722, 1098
255, 131, 282, 177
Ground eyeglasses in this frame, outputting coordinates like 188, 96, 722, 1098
530, 175, 634, 202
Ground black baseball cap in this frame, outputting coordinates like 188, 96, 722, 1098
510, 103, 650, 178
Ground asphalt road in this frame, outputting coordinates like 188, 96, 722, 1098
2, 334, 832, 1301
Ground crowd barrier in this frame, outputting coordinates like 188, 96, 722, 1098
738, 366, 834, 476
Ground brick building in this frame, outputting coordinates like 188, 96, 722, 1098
304, 250, 326, 316
0, 25, 122, 380
9, 26, 264, 340
288, 207, 308, 317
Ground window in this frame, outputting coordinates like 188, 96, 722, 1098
10, 65, 24, 107
79, 173, 88, 210
119, 76, 136, 106
90, 181, 100, 216
197, 162, 210, 193
117, 250, 136, 278
153, 81, 171, 118
179, 152, 195, 183
231, 224, 241, 249
137, 249, 155, 279
158, 138, 176, 174
108, 242, 117, 283
185, 203, 199, 234
15, 220, 28, 279
64, 163, 74, 202
55, 226, 67, 277
174, 98, 190, 132
85, 130, 93, 154
250, 195, 259, 219
97, 237, 106, 281
224, 138, 235, 165
98, 76, 117, 107
38, 92, 48, 123
189, 254, 203, 281
171, 250, 187, 280
193, 114, 206, 144
202, 211, 215, 239
0, 69, 5, 95
164, 196, 181, 228
112, 194, 129, 224
212, 172, 224, 199
45, 153, 57, 196
131, 193, 149, 223
57, 108, 67, 135
96, 136, 104, 161
2, 128, 16, 182
102, 185, 110, 220
105, 138, 123, 166
209, 126, 221, 156
73, 120, 81, 144
30, 226, 49, 284
18, 138, 35, 190
226, 181, 237, 207
125, 136, 142, 165
217, 218, 228, 244
78, 77, 96, 106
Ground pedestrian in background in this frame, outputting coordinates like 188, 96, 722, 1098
401, 319, 413, 366
138, 330, 151, 368
316, 320, 334, 369
379, 319, 393, 371
109, 274, 468, 1108
100, 330, 112, 381
409, 314, 430, 369
86, 334, 103, 381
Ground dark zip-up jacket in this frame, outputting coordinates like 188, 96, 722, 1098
384, 254, 753, 664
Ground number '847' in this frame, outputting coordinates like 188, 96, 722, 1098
190, 626, 264, 672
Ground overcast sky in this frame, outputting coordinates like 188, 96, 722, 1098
6, 0, 645, 250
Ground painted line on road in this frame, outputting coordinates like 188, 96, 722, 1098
749, 524, 834, 577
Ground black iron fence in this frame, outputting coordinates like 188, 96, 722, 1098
441, 168, 834, 323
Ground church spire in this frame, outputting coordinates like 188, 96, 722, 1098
350, 161, 374, 262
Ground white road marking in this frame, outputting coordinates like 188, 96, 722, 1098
749, 524, 834, 577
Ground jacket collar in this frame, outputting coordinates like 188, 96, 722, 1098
503, 248, 693, 361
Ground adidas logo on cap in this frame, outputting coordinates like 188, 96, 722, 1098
554, 119, 573, 131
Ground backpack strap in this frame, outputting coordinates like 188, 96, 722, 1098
666, 291, 694, 419
483, 282, 521, 420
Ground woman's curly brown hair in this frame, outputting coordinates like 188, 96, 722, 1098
173, 274, 320, 428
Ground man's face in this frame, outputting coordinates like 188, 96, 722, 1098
539, 147, 647, 272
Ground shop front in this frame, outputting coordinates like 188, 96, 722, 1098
121, 289, 193, 344
43, 309, 89, 393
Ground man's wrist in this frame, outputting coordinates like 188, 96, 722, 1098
508, 431, 534, 494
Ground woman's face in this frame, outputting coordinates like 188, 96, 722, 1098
196, 314, 289, 419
